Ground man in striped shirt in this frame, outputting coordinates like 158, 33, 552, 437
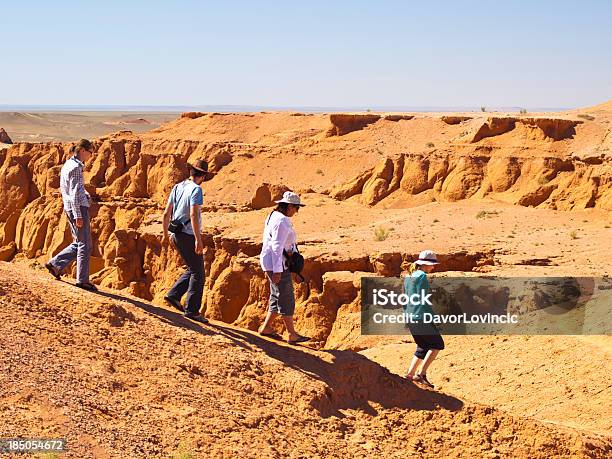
45, 139, 98, 291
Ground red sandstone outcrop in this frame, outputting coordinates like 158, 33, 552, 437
0, 108, 610, 348
0, 128, 12, 144
249, 183, 290, 209
329, 152, 611, 210
440, 115, 472, 125
467, 117, 582, 143
383, 114, 414, 121
327, 114, 381, 136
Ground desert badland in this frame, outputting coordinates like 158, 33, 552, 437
0, 102, 611, 458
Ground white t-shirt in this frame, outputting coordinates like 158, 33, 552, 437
260, 210, 297, 273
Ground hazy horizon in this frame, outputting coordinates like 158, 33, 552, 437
0, 104, 576, 113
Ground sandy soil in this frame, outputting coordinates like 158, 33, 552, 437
1, 262, 610, 458
0, 101, 611, 457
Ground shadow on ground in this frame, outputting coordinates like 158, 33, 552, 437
96, 287, 464, 417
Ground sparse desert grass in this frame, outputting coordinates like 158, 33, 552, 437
577, 113, 595, 121
171, 441, 195, 459
374, 226, 390, 241
476, 210, 500, 219
538, 176, 551, 185
570, 230, 578, 239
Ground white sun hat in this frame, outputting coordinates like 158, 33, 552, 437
414, 250, 439, 265
275, 191, 305, 206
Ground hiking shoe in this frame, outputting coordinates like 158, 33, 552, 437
164, 296, 184, 312
45, 262, 61, 280
76, 282, 99, 292
287, 334, 310, 345
184, 313, 209, 324
413, 374, 434, 388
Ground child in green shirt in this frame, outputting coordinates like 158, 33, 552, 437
402, 250, 445, 388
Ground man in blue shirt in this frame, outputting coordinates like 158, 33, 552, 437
45, 139, 98, 292
162, 159, 214, 323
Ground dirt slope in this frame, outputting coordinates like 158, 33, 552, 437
361, 335, 612, 436
0, 262, 610, 458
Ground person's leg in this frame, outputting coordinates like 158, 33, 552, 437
406, 355, 423, 378
176, 234, 204, 316
185, 260, 204, 316
277, 271, 308, 342
418, 349, 440, 375
414, 332, 444, 387
259, 311, 279, 334
75, 206, 92, 284
49, 210, 79, 272
282, 315, 299, 341
167, 233, 194, 302
261, 271, 283, 335
406, 324, 429, 378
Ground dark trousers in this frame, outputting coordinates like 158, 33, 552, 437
167, 232, 204, 315
407, 323, 445, 359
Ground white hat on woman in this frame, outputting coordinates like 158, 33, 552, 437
414, 250, 439, 265
275, 191, 305, 206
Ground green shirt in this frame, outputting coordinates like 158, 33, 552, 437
403, 269, 434, 321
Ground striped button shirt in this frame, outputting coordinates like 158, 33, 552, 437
60, 156, 90, 219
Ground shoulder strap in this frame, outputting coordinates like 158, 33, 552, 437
266, 209, 279, 238
171, 181, 189, 223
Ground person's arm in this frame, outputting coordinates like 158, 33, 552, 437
67, 167, 83, 227
190, 185, 204, 255
162, 187, 175, 245
191, 204, 203, 254
269, 219, 290, 283
162, 201, 173, 245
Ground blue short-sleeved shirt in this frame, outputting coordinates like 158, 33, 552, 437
403, 269, 434, 321
168, 180, 203, 235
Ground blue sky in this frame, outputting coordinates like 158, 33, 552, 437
1, 0, 610, 108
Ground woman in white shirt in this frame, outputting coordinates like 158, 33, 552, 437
259, 191, 310, 344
